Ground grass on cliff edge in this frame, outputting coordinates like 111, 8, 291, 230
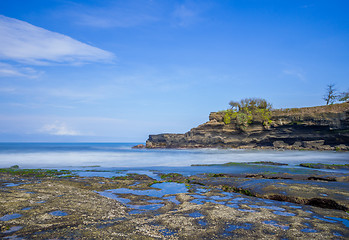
272, 101, 349, 116
215, 102, 349, 120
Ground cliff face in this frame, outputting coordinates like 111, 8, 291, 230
146, 102, 349, 150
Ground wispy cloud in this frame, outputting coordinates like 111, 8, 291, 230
64, 2, 159, 28
0, 15, 115, 65
282, 69, 306, 82
74, 10, 158, 28
40, 122, 80, 136
0, 87, 16, 93
44, 87, 106, 104
172, 1, 210, 27
173, 4, 197, 26
60, 1, 208, 29
300, 4, 315, 9
0, 62, 42, 78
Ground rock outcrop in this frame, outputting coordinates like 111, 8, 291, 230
146, 102, 349, 150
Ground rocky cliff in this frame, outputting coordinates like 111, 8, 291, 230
146, 102, 349, 150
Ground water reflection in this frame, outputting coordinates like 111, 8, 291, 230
0, 213, 22, 221
49, 210, 68, 216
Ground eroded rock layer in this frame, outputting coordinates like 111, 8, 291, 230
146, 102, 349, 150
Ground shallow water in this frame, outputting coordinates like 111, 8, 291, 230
163, 196, 181, 204
3, 183, 22, 187
188, 211, 204, 218
301, 228, 317, 233
49, 210, 68, 216
2, 226, 23, 234
125, 203, 165, 215
0, 213, 22, 221
21, 207, 32, 211
197, 219, 207, 226
96, 181, 349, 233
1, 143, 348, 183
159, 228, 176, 236
263, 220, 290, 230
327, 216, 349, 228
97, 182, 189, 199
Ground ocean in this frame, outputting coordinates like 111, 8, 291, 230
0, 142, 348, 176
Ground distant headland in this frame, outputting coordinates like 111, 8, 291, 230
144, 99, 349, 151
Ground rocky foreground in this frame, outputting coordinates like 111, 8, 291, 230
1, 168, 348, 239
146, 102, 349, 151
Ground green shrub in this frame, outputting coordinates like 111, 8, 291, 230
224, 111, 232, 124
223, 98, 272, 130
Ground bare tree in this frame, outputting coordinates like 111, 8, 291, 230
338, 90, 349, 102
323, 84, 337, 105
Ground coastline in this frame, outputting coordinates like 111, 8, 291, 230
1, 143, 348, 238
1, 165, 349, 239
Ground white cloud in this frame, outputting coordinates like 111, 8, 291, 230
0, 15, 114, 65
0, 62, 42, 78
40, 122, 80, 136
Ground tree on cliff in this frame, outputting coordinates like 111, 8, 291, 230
323, 84, 338, 105
224, 98, 272, 130
338, 90, 349, 102
229, 98, 272, 112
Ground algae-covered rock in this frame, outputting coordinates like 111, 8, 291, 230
1, 170, 349, 239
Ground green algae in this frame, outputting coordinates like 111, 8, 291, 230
111, 175, 136, 180
0, 167, 73, 177
160, 173, 183, 179
300, 163, 349, 170
192, 162, 247, 167
248, 161, 288, 166
207, 173, 227, 177
111, 173, 153, 181
221, 185, 255, 197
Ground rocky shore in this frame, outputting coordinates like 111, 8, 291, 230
1, 167, 349, 239
146, 102, 349, 151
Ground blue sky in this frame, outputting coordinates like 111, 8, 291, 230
0, 0, 348, 142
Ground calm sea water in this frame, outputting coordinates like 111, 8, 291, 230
0, 143, 348, 175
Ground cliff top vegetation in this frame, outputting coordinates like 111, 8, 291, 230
220, 98, 273, 130
272, 102, 349, 117
216, 99, 349, 131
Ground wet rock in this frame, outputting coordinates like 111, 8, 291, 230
273, 141, 289, 148
192, 174, 349, 211
1, 172, 349, 239
300, 163, 349, 170
247, 161, 288, 166
132, 144, 145, 149
307, 176, 336, 182
307, 198, 348, 211
303, 140, 326, 149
